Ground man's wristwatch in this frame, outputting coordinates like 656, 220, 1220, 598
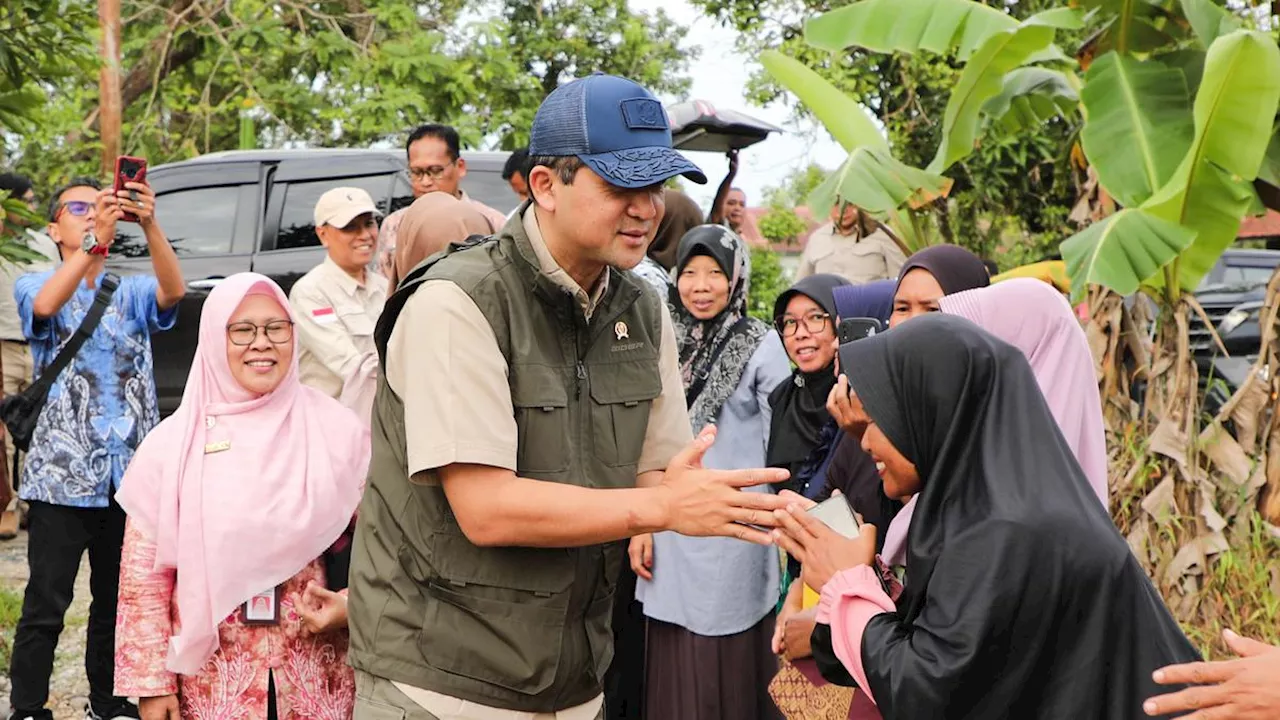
81, 230, 109, 256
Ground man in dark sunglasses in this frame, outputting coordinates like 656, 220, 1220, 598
8, 174, 185, 720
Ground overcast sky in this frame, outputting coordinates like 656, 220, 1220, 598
627, 0, 846, 209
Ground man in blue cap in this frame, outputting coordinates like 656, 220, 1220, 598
346, 74, 794, 719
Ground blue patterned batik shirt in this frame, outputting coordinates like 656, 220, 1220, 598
15, 270, 176, 508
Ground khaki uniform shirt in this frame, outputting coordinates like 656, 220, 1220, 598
0, 230, 60, 342
289, 256, 389, 399
384, 206, 691, 718
796, 222, 907, 284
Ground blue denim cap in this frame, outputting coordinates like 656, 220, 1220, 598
529, 73, 708, 189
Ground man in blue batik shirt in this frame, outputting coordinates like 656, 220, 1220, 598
7, 176, 184, 720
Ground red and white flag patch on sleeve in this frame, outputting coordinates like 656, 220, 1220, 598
311, 307, 338, 326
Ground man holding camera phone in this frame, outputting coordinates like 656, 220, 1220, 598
7, 171, 184, 720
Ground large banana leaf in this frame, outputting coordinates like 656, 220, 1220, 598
1179, 0, 1242, 50
928, 10, 1082, 173
0, 86, 42, 131
759, 51, 888, 153
1079, 52, 1194, 208
1142, 30, 1280, 291
982, 67, 1079, 133
804, 0, 1018, 62
1061, 208, 1197, 301
807, 145, 952, 218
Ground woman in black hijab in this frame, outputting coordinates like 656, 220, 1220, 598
766, 273, 851, 491
774, 315, 1200, 719
890, 244, 991, 324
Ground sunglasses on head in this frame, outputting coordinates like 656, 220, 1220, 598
54, 200, 93, 219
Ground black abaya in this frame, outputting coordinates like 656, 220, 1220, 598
822, 314, 1199, 719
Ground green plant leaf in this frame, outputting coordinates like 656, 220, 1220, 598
1179, 0, 1242, 49
982, 67, 1079, 133
1258, 126, 1280, 188
927, 11, 1081, 173
1080, 52, 1194, 208
759, 50, 888, 153
1061, 208, 1197, 301
808, 146, 952, 220
803, 0, 1018, 62
1142, 30, 1280, 291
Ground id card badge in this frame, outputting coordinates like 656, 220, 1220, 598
242, 586, 281, 626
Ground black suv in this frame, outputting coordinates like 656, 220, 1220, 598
104, 148, 517, 415
1187, 248, 1280, 405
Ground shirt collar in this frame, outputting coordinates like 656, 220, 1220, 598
322, 255, 366, 298
521, 206, 609, 318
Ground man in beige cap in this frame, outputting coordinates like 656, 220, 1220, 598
289, 187, 388, 419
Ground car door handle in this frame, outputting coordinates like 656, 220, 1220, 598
188, 278, 223, 290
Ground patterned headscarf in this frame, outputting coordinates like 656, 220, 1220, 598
671, 225, 770, 432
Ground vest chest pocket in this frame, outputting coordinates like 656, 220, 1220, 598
510, 365, 570, 474
589, 361, 662, 470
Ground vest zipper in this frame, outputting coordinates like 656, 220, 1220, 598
575, 361, 587, 399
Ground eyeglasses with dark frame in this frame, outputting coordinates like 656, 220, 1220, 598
54, 200, 93, 219
226, 320, 294, 346
407, 160, 457, 181
775, 311, 832, 337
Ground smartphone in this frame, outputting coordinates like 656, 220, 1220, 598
113, 155, 148, 223
837, 317, 883, 345
806, 495, 861, 539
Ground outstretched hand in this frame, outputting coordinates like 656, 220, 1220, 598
772, 503, 876, 593
1144, 629, 1280, 718
658, 425, 792, 545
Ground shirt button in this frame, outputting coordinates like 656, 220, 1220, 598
206, 416, 217, 429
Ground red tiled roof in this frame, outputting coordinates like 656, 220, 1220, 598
1240, 210, 1280, 238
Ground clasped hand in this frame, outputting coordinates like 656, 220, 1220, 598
771, 502, 877, 594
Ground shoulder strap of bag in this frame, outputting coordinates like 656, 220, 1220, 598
27, 272, 121, 397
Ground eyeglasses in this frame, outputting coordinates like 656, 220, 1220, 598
55, 201, 93, 219
226, 320, 294, 346
775, 312, 831, 337
408, 161, 456, 181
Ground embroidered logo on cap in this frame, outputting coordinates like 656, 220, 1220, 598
620, 98, 668, 130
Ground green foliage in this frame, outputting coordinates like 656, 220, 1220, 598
702, 0, 1081, 259
0, 585, 21, 674
763, 164, 828, 210
748, 247, 789, 322
758, 208, 809, 245
1061, 208, 1196, 301
5, 0, 693, 192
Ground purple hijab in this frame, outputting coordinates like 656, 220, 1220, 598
880, 278, 1109, 566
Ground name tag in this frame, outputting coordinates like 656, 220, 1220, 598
242, 586, 280, 626
204, 440, 230, 454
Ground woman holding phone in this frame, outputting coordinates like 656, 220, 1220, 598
774, 315, 1198, 719
631, 225, 791, 720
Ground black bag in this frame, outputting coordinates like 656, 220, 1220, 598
0, 273, 120, 452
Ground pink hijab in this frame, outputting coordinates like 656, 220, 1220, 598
117, 273, 369, 674
880, 278, 1108, 566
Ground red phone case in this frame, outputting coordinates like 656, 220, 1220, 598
113, 155, 148, 223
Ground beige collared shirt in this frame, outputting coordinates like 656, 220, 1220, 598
289, 255, 389, 399
384, 206, 690, 719
795, 221, 907, 284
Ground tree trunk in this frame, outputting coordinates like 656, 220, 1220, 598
98, 0, 123, 177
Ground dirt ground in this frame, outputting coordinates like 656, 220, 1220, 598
0, 529, 93, 720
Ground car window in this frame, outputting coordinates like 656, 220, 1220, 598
1220, 265, 1275, 287
275, 175, 395, 251
462, 170, 519, 216
111, 186, 239, 258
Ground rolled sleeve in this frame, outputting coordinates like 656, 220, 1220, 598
636, 310, 693, 474
15, 271, 55, 341
386, 280, 517, 478
125, 275, 176, 335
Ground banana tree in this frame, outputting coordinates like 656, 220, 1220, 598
760, 0, 1280, 653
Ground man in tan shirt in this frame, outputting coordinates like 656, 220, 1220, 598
374, 124, 508, 277
796, 198, 908, 283
352, 73, 795, 720
290, 187, 388, 415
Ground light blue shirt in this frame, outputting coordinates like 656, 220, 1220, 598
15, 270, 175, 507
636, 332, 792, 636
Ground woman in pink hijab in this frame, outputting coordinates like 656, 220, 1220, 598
879, 277, 1108, 567
113, 273, 369, 720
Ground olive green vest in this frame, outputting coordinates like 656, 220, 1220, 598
347, 214, 665, 712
